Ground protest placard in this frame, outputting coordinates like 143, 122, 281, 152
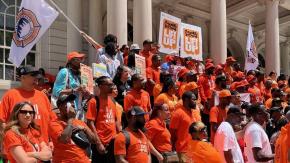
80, 63, 94, 94
135, 54, 146, 79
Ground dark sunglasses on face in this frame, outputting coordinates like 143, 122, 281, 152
19, 110, 35, 115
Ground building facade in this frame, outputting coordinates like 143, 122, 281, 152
0, 0, 289, 96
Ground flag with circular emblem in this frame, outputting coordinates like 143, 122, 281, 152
8, 0, 59, 67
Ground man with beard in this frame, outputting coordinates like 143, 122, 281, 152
114, 106, 163, 163
244, 104, 275, 163
214, 106, 245, 163
170, 91, 198, 163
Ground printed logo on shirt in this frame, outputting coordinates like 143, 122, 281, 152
138, 139, 149, 153
105, 107, 115, 123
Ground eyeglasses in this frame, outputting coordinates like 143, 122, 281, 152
19, 110, 35, 115
199, 127, 207, 133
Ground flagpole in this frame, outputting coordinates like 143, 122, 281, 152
48, 0, 102, 49
48, 0, 82, 33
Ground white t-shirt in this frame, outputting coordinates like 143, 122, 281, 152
214, 122, 244, 163
99, 53, 120, 78
244, 122, 273, 163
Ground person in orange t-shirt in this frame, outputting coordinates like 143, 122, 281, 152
187, 122, 223, 163
209, 89, 231, 144
247, 75, 263, 103
224, 57, 236, 76
170, 91, 198, 162
86, 76, 121, 163
3, 102, 52, 163
139, 39, 154, 68
265, 88, 283, 109
155, 79, 178, 113
145, 103, 172, 163
114, 106, 163, 163
49, 94, 95, 163
146, 54, 161, 102
124, 74, 151, 121
274, 122, 290, 163
0, 66, 57, 144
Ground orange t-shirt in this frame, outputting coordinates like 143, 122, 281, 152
186, 140, 223, 163
153, 83, 163, 99
49, 119, 90, 163
198, 75, 215, 114
174, 100, 201, 122
146, 67, 160, 95
124, 89, 151, 121
248, 86, 263, 103
0, 88, 57, 143
265, 98, 273, 109
145, 118, 172, 152
209, 106, 227, 144
264, 89, 272, 101
155, 93, 178, 113
3, 128, 43, 163
274, 123, 290, 163
169, 106, 198, 152
139, 50, 153, 68
114, 128, 150, 163
86, 97, 117, 145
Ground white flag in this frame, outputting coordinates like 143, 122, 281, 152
9, 0, 59, 67
245, 23, 258, 71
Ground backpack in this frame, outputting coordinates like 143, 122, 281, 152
121, 130, 130, 151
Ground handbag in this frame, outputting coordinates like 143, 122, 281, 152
162, 151, 179, 163
71, 130, 90, 149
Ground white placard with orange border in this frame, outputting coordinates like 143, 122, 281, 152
135, 54, 146, 79
158, 12, 181, 54
80, 63, 94, 95
180, 23, 203, 61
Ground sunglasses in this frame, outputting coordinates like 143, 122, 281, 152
19, 110, 35, 115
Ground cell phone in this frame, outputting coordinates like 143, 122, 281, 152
66, 102, 72, 113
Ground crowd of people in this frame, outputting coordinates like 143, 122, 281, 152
0, 33, 289, 163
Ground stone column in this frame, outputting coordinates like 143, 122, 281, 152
107, 0, 127, 46
133, 0, 152, 47
67, 0, 82, 52
210, 0, 227, 64
281, 41, 290, 76
265, 0, 280, 74
88, 0, 103, 65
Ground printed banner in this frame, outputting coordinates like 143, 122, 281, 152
80, 63, 94, 94
92, 63, 109, 78
158, 12, 181, 54
180, 23, 203, 61
135, 54, 146, 79
8, 0, 59, 67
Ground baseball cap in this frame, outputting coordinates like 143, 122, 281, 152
17, 65, 40, 77
227, 105, 245, 115
128, 106, 148, 116
67, 51, 85, 62
205, 63, 215, 70
57, 94, 76, 107
178, 68, 189, 78
269, 106, 282, 115
226, 56, 236, 63
219, 89, 231, 98
130, 44, 141, 50
143, 39, 154, 45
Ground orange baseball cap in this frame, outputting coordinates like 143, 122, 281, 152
165, 55, 174, 62
205, 58, 213, 63
226, 56, 236, 63
67, 51, 85, 61
205, 63, 215, 70
178, 68, 189, 78
219, 89, 231, 98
